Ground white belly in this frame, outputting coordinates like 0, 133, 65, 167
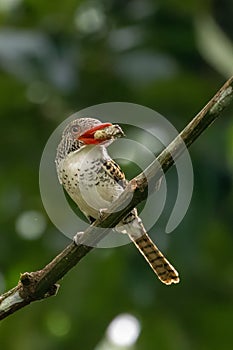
58, 145, 124, 219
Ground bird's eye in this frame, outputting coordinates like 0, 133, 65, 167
72, 126, 79, 133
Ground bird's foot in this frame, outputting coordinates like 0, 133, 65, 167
73, 231, 85, 245
98, 208, 108, 220
127, 178, 138, 192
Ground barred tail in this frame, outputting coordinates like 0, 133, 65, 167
117, 209, 180, 285
130, 232, 179, 285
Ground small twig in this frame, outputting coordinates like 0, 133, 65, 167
0, 77, 232, 320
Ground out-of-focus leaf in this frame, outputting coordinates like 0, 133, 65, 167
195, 15, 233, 77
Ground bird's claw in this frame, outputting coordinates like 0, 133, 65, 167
127, 179, 138, 192
73, 231, 85, 245
98, 208, 108, 220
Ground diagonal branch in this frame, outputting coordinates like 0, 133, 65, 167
1, 77, 233, 320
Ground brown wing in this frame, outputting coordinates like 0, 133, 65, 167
101, 159, 128, 189
89, 158, 127, 204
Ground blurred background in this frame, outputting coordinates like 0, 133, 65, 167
0, 0, 233, 349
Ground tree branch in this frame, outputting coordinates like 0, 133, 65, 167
1, 77, 233, 320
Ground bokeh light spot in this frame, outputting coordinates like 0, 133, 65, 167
46, 310, 71, 337
0, 0, 21, 13
75, 2, 105, 34
15, 210, 46, 240
107, 313, 141, 347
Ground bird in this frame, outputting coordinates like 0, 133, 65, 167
55, 117, 179, 285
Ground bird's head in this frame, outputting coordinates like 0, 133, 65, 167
56, 117, 124, 164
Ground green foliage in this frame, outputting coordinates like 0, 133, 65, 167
0, 1, 233, 349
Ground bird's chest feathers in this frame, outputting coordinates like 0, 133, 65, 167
61, 146, 104, 191
59, 146, 123, 218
